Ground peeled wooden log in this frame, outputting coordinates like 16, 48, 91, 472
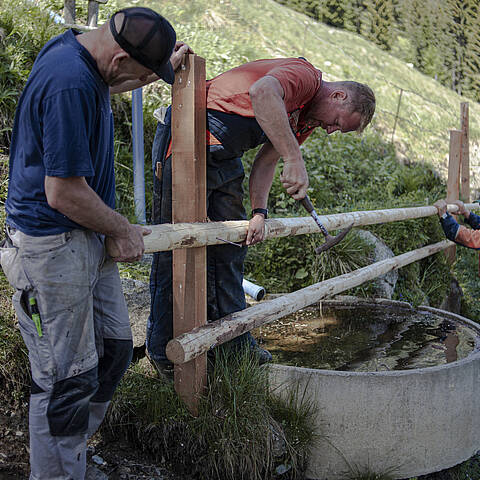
144, 203, 478, 254
166, 240, 454, 364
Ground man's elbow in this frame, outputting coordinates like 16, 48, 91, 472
44, 176, 78, 212
45, 188, 62, 211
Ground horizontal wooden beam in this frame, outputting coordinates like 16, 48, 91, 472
166, 240, 454, 364
144, 203, 479, 253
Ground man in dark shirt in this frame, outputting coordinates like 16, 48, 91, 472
1, 7, 189, 479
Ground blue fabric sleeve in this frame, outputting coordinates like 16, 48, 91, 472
440, 213, 460, 241
466, 211, 480, 230
42, 88, 95, 178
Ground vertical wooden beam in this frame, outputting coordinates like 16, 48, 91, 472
171, 54, 207, 414
87, 0, 99, 28
460, 102, 470, 203
391, 88, 403, 143
64, 0, 76, 24
445, 129, 462, 264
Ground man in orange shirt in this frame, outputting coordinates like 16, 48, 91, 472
147, 58, 375, 376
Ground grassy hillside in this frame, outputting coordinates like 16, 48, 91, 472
108, 0, 480, 193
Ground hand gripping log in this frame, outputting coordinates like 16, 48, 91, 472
300, 195, 353, 253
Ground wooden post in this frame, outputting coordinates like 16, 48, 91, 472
391, 88, 403, 143
460, 102, 470, 203
446, 129, 462, 264
171, 54, 207, 414
87, 0, 99, 28
64, 0, 76, 24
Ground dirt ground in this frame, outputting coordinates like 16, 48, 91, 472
0, 397, 183, 480
0, 385, 478, 480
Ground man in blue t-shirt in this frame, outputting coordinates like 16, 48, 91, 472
0, 7, 190, 480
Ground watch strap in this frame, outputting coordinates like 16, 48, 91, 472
252, 208, 268, 219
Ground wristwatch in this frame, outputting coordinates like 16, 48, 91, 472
252, 208, 268, 219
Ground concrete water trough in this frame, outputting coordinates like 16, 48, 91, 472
265, 296, 480, 479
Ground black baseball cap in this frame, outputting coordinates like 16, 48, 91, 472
110, 7, 176, 84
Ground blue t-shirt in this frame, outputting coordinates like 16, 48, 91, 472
6, 29, 115, 236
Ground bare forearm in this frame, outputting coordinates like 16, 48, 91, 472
249, 143, 279, 209
45, 176, 130, 237
250, 76, 301, 161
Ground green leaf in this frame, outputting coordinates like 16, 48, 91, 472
295, 268, 308, 279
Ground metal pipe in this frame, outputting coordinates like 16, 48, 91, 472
132, 88, 146, 224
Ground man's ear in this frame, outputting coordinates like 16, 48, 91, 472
331, 90, 347, 103
110, 50, 130, 74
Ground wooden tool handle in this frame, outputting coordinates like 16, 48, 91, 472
300, 195, 315, 213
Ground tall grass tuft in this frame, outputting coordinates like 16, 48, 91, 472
0, 155, 30, 405
105, 346, 317, 480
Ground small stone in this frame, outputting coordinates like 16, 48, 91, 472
85, 465, 108, 480
92, 455, 105, 465
275, 464, 291, 475
15, 431, 23, 437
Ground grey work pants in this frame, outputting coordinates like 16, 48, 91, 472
0, 228, 133, 480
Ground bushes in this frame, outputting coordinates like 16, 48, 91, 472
0, 0, 63, 153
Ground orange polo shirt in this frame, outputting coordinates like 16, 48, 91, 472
206, 58, 322, 145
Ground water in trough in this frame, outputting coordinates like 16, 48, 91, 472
256, 305, 478, 371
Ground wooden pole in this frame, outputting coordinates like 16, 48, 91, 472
460, 102, 470, 203
166, 240, 454, 365
64, 0, 76, 24
446, 130, 462, 264
142, 203, 480, 253
391, 88, 403, 143
171, 54, 207, 413
87, 0, 99, 28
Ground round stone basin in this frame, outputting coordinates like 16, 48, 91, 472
262, 296, 480, 479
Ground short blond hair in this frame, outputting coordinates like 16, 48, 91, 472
341, 81, 376, 133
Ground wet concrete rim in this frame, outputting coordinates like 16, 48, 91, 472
267, 296, 480, 377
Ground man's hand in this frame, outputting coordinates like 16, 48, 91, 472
246, 214, 266, 246
170, 41, 193, 71
433, 199, 447, 217
452, 200, 470, 218
280, 160, 309, 200
106, 225, 151, 262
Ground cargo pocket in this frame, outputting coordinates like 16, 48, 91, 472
0, 242, 29, 291
13, 290, 55, 390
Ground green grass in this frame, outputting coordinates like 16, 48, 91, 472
105, 347, 317, 480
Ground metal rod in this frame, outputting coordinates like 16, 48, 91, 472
132, 88, 146, 224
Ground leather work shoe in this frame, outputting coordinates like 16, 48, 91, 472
251, 342, 273, 365
146, 353, 174, 381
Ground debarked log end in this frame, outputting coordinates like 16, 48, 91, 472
166, 339, 186, 364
